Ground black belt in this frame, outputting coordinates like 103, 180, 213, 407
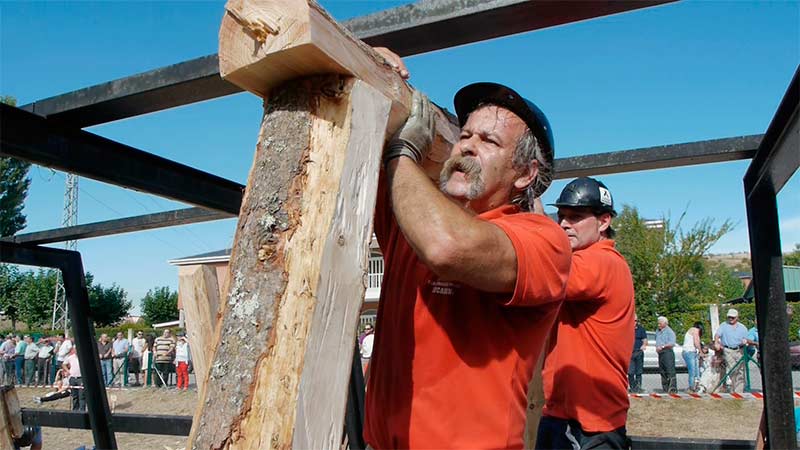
724, 345, 742, 350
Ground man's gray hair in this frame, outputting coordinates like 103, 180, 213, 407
658, 316, 668, 324
511, 127, 552, 211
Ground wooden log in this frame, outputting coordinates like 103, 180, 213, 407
523, 337, 548, 449
218, 0, 458, 177
0, 386, 23, 447
189, 75, 392, 449
178, 264, 221, 394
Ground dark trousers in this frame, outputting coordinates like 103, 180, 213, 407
154, 362, 172, 387
4, 360, 15, 385
41, 389, 71, 403
69, 376, 86, 411
15, 357, 24, 384
658, 348, 676, 393
24, 358, 36, 385
628, 351, 643, 392
536, 416, 630, 450
36, 357, 50, 386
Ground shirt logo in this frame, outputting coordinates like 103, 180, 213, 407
429, 280, 458, 296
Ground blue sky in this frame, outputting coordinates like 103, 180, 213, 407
1, 1, 798, 312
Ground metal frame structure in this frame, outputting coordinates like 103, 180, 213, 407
744, 67, 799, 450
0, 0, 796, 448
0, 243, 116, 449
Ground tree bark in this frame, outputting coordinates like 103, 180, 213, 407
189, 75, 391, 450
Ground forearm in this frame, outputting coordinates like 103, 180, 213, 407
386, 158, 473, 259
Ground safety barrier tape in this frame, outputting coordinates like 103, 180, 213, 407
629, 391, 772, 399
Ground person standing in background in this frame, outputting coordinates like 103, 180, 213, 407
174, 333, 191, 391
130, 331, 147, 386
111, 332, 129, 387
35, 338, 54, 387
629, 315, 647, 393
683, 322, 703, 392
97, 334, 113, 386
23, 336, 39, 387
655, 316, 677, 394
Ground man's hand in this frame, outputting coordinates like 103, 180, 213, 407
384, 90, 435, 166
374, 47, 409, 79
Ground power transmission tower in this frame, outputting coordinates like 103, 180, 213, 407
52, 173, 78, 334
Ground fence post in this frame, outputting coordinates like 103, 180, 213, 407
123, 353, 128, 387
146, 354, 152, 387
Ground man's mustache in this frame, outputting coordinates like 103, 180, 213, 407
440, 155, 482, 183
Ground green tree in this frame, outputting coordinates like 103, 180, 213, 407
615, 205, 734, 331
17, 269, 57, 329
0, 96, 32, 237
0, 264, 23, 330
86, 272, 132, 327
141, 286, 178, 325
785, 243, 800, 266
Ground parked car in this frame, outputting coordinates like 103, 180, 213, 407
643, 331, 686, 369
789, 341, 800, 369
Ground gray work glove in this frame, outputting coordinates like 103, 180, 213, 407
384, 90, 435, 166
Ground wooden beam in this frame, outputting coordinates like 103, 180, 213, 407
178, 265, 222, 394
0, 386, 23, 448
218, 0, 458, 174
189, 75, 393, 449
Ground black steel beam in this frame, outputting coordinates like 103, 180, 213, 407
22, 55, 241, 128
554, 135, 761, 179
345, 341, 366, 450
0, 243, 117, 449
743, 66, 799, 450
21, 409, 193, 436
744, 66, 799, 195
0, 131, 765, 246
3, 207, 234, 245
0, 104, 244, 214
350, 0, 675, 58
631, 436, 753, 450
21, 0, 674, 127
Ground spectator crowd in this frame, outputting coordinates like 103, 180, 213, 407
0, 328, 193, 411
628, 308, 762, 395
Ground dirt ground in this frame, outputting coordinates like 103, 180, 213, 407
627, 397, 763, 440
18, 386, 194, 450
15, 386, 762, 449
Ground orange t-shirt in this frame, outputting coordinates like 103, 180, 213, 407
541, 239, 635, 432
364, 182, 571, 449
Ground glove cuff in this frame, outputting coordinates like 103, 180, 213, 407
383, 140, 422, 166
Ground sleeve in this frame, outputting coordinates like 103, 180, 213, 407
492, 214, 571, 307
563, 247, 618, 302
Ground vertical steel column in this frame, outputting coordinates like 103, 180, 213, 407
0, 243, 117, 449
344, 341, 366, 450
61, 250, 117, 449
746, 185, 796, 449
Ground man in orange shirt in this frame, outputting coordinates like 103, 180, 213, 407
365, 49, 572, 450
536, 177, 635, 449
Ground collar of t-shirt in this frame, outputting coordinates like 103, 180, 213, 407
476, 204, 521, 220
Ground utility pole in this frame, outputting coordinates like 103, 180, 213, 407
52, 173, 78, 335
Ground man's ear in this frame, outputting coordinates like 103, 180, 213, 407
598, 212, 612, 233
513, 160, 538, 192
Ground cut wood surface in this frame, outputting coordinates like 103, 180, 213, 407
178, 265, 221, 394
189, 75, 391, 450
218, 0, 458, 176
